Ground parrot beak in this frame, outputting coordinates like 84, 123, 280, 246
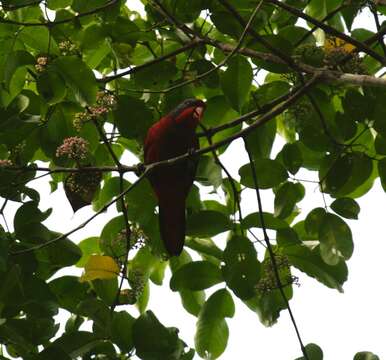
193, 104, 205, 121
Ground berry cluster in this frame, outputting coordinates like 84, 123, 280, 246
56, 136, 89, 162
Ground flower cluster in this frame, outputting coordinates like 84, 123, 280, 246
56, 136, 89, 161
58, 40, 77, 56
73, 92, 116, 131
0, 159, 12, 167
35, 56, 48, 72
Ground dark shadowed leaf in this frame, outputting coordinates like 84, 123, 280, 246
274, 182, 305, 219
239, 158, 288, 189
318, 213, 354, 266
330, 198, 360, 219
220, 56, 252, 112
113, 95, 154, 140
186, 210, 232, 237
223, 235, 261, 300
354, 352, 380, 360
242, 212, 288, 230
283, 244, 348, 292
52, 56, 97, 105
295, 343, 323, 360
133, 310, 187, 360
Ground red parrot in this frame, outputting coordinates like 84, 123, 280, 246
144, 99, 206, 256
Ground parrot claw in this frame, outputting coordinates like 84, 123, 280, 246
135, 163, 146, 176
187, 147, 197, 158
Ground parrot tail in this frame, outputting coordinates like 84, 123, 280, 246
158, 193, 186, 256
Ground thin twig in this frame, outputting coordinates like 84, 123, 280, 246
244, 140, 309, 360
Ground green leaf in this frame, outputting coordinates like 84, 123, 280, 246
245, 120, 277, 159
342, 89, 371, 123
52, 56, 97, 105
49, 276, 89, 313
295, 343, 323, 360
111, 311, 135, 353
305, 207, 327, 237
190, 59, 220, 88
274, 182, 305, 219
186, 210, 232, 237
36, 69, 67, 105
132, 60, 177, 89
39, 331, 103, 359
195, 289, 234, 359
4, 50, 34, 90
200, 95, 240, 151
279, 142, 303, 175
250, 35, 292, 73
19, 27, 59, 54
353, 352, 380, 360
330, 197, 360, 219
276, 227, 302, 248
378, 158, 386, 192
14, 201, 52, 236
220, 56, 252, 112
223, 235, 261, 300
185, 237, 224, 260
239, 158, 288, 189
242, 212, 288, 230
375, 134, 386, 155
170, 261, 223, 291
92, 278, 118, 306
319, 213, 354, 265
37, 234, 82, 276
169, 251, 206, 316
47, 0, 73, 9
76, 236, 100, 267
196, 155, 222, 188
133, 311, 186, 360
283, 244, 348, 292
320, 152, 373, 197
113, 95, 154, 140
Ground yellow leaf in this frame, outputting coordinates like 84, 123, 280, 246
80, 255, 119, 282
324, 37, 355, 53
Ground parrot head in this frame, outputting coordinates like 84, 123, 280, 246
170, 98, 206, 128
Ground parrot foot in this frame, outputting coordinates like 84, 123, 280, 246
134, 163, 146, 176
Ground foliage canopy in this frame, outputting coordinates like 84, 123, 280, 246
0, 0, 385, 359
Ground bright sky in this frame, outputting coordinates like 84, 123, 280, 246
2, 1, 386, 359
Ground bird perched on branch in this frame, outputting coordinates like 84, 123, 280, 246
144, 99, 206, 256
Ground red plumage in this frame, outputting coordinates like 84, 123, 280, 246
144, 99, 206, 256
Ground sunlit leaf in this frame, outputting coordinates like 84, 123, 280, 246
80, 255, 119, 282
